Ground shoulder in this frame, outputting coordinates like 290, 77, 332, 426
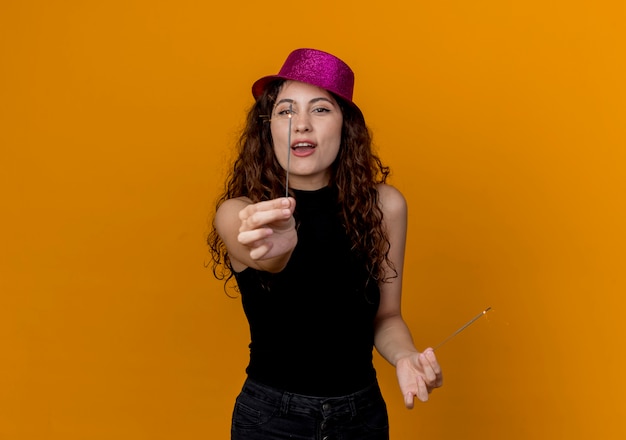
376, 183, 407, 219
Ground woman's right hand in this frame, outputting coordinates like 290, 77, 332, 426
237, 197, 297, 263
215, 196, 297, 273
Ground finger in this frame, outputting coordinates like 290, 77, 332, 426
404, 391, 415, 410
238, 228, 273, 246
418, 349, 442, 385
241, 209, 292, 231
424, 349, 443, 387
240, 198, 293, 219
249, 241, 273, 260
418, 352, 438, 384
416, 376, 429, 402
250, 197, 292, 212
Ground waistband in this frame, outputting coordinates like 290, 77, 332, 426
240, 377, 384, 418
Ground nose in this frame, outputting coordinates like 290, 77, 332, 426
292, 112, 311, 133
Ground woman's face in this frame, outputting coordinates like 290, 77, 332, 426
271, 80, 343, 190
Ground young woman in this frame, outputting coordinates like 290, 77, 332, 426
208, 48, 443, 440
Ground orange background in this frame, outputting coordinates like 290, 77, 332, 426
1, 1, 625, 439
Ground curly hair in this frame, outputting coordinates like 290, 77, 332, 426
207, 80, 395, 288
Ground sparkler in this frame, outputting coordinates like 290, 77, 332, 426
285, 103, 293, 197
434, 307, 492, 350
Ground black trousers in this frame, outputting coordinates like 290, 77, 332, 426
231, 377, 389, 440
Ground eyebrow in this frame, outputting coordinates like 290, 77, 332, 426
275, 97, 336, 106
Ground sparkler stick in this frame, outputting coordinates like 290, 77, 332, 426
285, 103, 293, 197
434, 307, 492, 350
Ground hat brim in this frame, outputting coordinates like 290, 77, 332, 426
251, 75, 358, 112
251, 75, 283, 100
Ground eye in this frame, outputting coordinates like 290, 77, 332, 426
275, 107, 296, 119
312, 107, 331, 114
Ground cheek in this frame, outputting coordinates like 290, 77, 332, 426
270, 125, 283, 150
331, 121, 343, 146
270, 123, 280, 142
270, 125, 288, 166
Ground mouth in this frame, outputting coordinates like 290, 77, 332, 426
291, 142, 316, 152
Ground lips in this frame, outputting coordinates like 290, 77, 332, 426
290, 141, 317, 157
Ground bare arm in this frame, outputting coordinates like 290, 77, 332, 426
214, 196, 297, 273
373, 184, 443, 408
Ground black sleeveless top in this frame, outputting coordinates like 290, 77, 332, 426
234, 186, 380, 396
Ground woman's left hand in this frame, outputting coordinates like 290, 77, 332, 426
396, 348, 443, 408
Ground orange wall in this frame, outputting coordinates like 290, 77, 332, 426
1, 1, 624, 439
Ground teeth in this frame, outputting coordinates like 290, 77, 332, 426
293, 142, 314, 147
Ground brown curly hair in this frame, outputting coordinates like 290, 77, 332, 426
207, 80, 395, 287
